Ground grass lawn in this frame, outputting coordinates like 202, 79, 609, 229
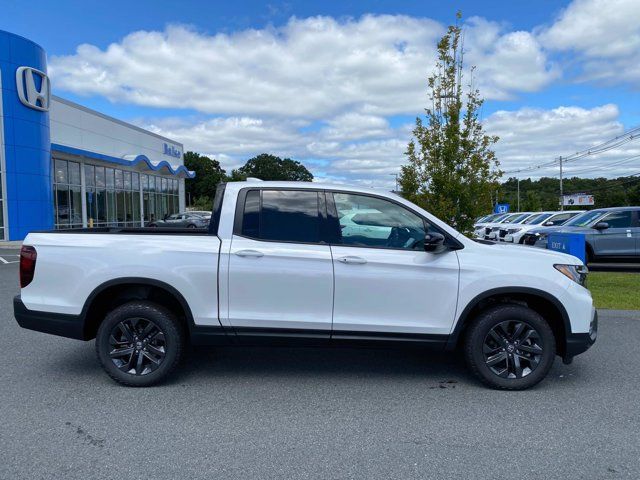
588, 272, 640, 310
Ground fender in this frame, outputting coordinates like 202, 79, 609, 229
81, 276, 197, 328
445, 286, 571, 351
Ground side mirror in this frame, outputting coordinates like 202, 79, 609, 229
594, 221, 609, 230
424, 232, 446, 253
544, 221, 555, 226
163, 214, 169, 221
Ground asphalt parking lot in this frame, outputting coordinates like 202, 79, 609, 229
1, 258, 639, 479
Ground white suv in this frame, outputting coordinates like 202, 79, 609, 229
503, 211, 582, 244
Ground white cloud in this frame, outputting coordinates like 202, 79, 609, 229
139, 103, 637, 192
49, 6, 640, 189
50, 15, 557, 119
465, 18, 560, 99
484, 104, 640, 178
540, 0, 640, 84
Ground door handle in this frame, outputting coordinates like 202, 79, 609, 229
235, 249, 264, 258
337, 256, 367, 265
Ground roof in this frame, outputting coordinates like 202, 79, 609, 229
223, 180, 397, 196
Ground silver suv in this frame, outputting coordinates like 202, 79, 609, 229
522, 207, 640, 262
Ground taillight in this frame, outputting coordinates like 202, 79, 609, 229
20, 246, 37, 288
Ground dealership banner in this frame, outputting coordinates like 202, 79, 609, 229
561, 194, 594, 206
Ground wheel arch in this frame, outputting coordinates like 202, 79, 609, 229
80, 277, 196, 340
447, 287, 571, 356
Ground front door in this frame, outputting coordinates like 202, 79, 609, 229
227, 189, 333, 337
328, 192, 460, 337
593, 210, 636, 256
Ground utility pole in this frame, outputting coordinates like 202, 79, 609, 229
559, 155, 564, 211
517, 178, 520, 212
389, 173, 399, 193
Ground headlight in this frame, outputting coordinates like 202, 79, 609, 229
507, 228, 522, 234
554, 264, 588, 286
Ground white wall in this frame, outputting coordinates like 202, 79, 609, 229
50, 96, 184, 169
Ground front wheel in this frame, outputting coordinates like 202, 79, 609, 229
95, 301, 184, 387
463, 304, 556, 390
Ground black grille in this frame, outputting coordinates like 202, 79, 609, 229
499, 229, 508, 238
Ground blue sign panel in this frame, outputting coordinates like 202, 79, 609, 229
494, 203, 510, 214
0, 30, 53, 240
547, 232, 586, 263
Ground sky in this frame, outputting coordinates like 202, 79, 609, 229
2, 0, 640, 189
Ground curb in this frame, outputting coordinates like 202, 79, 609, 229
598, 309, 640, 319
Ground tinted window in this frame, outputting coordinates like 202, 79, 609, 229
261, 190, 320, 242
333, 193, 427, 250
240, 190, 320, 243
241, 190, 260, 238
602, 211, 632, 228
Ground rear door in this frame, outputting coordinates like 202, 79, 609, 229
226, 188, 333, 337
593, 210, 636, 256
328, 192, 460, 337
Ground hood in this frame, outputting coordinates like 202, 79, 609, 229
475, 239, 584, 265
526, 224, 592, 236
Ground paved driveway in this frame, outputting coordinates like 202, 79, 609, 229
1, 263, 639, 479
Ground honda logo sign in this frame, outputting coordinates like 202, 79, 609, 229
16, 66, 50, 112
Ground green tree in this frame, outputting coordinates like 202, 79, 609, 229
231, 153, 313, 181
183, 151, 227, 204
399, 12, 501, 233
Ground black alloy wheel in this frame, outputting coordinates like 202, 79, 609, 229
96, 301, 184, 387
464, 304, 556, 390
483, 320, 543, 379
108, 317, 166, 376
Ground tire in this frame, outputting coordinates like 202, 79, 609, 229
463, 304, 556, 390
187, 224, 197, 229
95, 301, 185, 387
586, 244, 595, 265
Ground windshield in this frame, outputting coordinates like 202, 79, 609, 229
505, 213, 531, 224
500, 214, 521, 223
523, 213, 553, 225
563, 210, 605, 227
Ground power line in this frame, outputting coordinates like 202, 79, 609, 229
502, 126, 640, 175
565, 172, 640, 195
562, 153, 640, 176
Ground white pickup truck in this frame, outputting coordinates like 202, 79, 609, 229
14, 180, 597, 390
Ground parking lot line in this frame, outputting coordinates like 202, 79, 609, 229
0, 256, 19, 264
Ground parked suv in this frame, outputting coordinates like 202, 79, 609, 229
503, 211, 581, 244
522, 207, 640, 262
484, 212, 534, 240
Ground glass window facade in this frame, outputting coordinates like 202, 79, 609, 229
53, 158, 181, 229
142, 174, 179, 224
54, 159, 83, 229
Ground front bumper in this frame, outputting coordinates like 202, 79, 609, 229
14, 295, 87, 340
564, 309, 598, 361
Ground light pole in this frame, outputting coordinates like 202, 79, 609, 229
517, 178, 520, 212
559, 156, 564, 211
389, 173, 399, 192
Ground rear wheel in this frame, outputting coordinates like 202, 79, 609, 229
463, 304, 556, 390
95, 301, 184, 387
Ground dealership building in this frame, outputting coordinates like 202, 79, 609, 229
0, 30, 194, 241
